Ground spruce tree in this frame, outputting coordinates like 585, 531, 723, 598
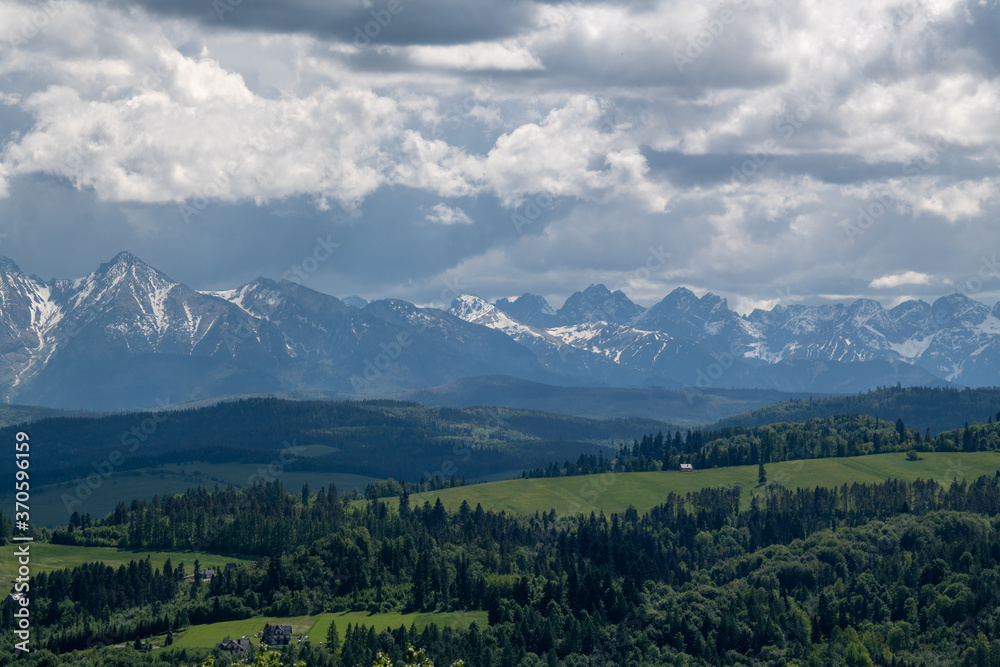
758, 461, 767, 485
326, 619, 340, 653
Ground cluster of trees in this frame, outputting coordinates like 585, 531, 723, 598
522, 414, 1000, 479
178, 645, 464, 667
710, 385, 1000, 434
0, 507, 11, 545
363, 476, 470, 501
9, 469, 1000, 664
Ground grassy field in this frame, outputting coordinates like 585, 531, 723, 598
0, 543, 256, 584
169, 610, 488, 648
409, 451, 1000, 516
0, 463, 378, 527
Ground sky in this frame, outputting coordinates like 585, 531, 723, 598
0, 0, 998, 314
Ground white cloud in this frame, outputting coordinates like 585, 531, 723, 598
407, 42, 544, 71
425, 202, 472, 225
0, 5, 409, 207
1, 0, 1000, 308
869, 271, 934, 289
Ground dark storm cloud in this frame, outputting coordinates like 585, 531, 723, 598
0, 174, 573, 303
2, 0, 999, 312
102, 0, 538, 46
641, 150, 999, 189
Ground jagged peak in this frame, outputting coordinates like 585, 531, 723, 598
847, 297, 887, 313
888, 298, 930, 313
929, 293, 986, 316
108, 250, 142, 266
510, 293, 555, 315
0, 256, 22, 273
250, 276, 281, 289
341, 295, 368, 309
651, 286, 702, 310
701, 291, 728, 309
92, 251, 159, 280
450, 294, 492, 316
581, 283, 613, 296
850, 297, 885, 307
933, 292, 977, 306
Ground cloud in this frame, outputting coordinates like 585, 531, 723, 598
102, 0, 540, 47
869, 271, 935, 289
407, 42, 544, 71
425, 202, 472, 225
1, 0, 1000, 312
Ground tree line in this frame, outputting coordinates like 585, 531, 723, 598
8, 470, 1000, 664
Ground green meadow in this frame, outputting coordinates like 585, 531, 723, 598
168, 610, 488, 648
0, 543, 255, 584
409, 451, 1000, 516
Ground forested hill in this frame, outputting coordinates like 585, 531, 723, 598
0, 398, 676, 484
11, 473, 1000, 664
709, 386, 1000, 433
520, 413, 1000, 484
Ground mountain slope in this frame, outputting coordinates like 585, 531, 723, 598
0, 254, 995, 410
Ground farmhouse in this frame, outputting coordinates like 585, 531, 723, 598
263, 623, 293, 646
216, 638, 251, 654
679, 463, 694, 472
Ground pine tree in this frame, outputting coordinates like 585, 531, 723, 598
758, 462, 767, 485
399, 489, 411, 517
326, 619, 340, 653
0, 509, 12, 545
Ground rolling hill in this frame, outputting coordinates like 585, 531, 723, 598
409, 451, 1000, 516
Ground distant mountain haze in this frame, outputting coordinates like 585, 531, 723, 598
0, 253, 986, 409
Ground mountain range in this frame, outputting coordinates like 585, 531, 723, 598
0, 252, 993, 409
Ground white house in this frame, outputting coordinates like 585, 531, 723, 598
679, 463, 694, 472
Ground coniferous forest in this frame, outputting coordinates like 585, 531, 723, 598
6, 454, 1000, 664
4, 399, 1000, 665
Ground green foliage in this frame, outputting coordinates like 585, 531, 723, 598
0, 508, 12, 545
372, 645, 465, 666
711, 385, 1000, 434
0, 398, 661, 488
524, 412, 1000, 481
184, 650, 306, 667
326, 618, 340, 653
17, 408, 1000, 665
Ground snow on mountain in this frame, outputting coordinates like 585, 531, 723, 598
0, 260, 65, 394
449, 295, 653, 385
451, 294, 664, 362
450, 295, 552, 343
556, 284, 646, 325
1, 252, 999, 409
638, 287, 765, 356
547, 322, 672, 363
493, 293, 557, 328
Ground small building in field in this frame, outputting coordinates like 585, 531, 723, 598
679, 463, 694, 472
216, 638, 251, 654
263, 624, 293, 646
